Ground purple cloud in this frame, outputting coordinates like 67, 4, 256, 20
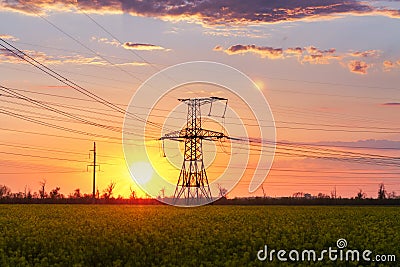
382, 102, 400, 106
2, 0, 399, 25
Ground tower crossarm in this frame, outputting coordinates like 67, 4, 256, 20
178, 96, 227, 106
160, 128, 226, 141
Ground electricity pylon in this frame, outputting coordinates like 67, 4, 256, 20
160, 97, 227, 205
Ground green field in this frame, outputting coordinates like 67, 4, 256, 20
0, 205, 399, 266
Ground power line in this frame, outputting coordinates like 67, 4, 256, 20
256, 74, 400, 93
0, 170, 87, 175
2, 81, 397, 133
11, 40, 156, 68
0, 108, 124, 140
80, 10, 158, 72
0, 99, 152, 135
0, 151, 91, 164
27, 7, 145, 83
2, 87, 399, 135
0, 38, 166, 131
0, 85, 122, 132
0, 142, 123, 160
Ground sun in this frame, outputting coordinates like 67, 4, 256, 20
130, 161, 154, 185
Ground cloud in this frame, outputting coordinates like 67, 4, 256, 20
382, 102, 400, 106
215, 44, 381, 74
382, 60, 400, 71
216, 44, 341, 64
202, 26, 268, 38
0, 34, 19, 41
115, 62, 148, 67
0, 48, 107, 65
213, 45, 223, 52
285, 47, 303, 56
122, 42, 169, 51
2, 0, 400, 25
91, 36, 120, 47
349, 50, 380, 58
0, 48, 147, 66
383, 60, 395, 71
90, 37, 169, 52
301, 46, 340, 64
348, 60, 369, 74
222, 44, 283, 59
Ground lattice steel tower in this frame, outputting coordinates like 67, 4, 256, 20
160, 97, 227, 205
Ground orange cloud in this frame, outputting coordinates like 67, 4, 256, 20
301, 46, 340, 64
383, 60, 395, 71
0, 34, 19, 41
301, 54, 340, 64
122, 42, 169, 51
285, 47, 303, 56
348, 60, 369, 75
0, 48, 147, 66
213, 45, 224, 51
348, 50, 380, 58
91, 37, 120, 47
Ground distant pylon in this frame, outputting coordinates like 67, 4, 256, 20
160, 97, 227, 205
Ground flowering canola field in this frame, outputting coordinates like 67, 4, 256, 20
0, 205, 398, 266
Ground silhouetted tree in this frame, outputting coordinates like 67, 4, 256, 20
0, 185, 11, 198
102, 181, 116, 199
355, 189, 366, 199
388, 191, 397, 199
73, 188, 82, 198
293, 192, 304, 198
26, 189, 32, 199
261, 184, 267, 198
39, 179, 47, 199
49, 187, 61, 199
317, 193, 330, 199
13, 192, 24, 199
378, 183, 387, 199
129, 186, 136, 200
330, 187, 337, 199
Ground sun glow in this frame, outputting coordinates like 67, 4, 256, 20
254, 79, 265, 91
130, 161, 154, 185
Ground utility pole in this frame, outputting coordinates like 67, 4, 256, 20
160, 97, 228, 205
88, 142, 100, 202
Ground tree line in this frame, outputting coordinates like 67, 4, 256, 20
0, 181, 398, 205
0, 179, 160, 204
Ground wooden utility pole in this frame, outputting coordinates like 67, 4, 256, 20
88, 142, 100, 201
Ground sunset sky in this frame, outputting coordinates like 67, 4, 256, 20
0, 0, 399, 199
